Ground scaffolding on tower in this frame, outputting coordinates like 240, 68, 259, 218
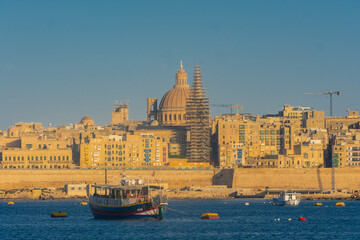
185, 66, 211, 163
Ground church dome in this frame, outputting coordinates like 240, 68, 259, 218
158, 61, 190, 126
80, 116, 94, 126
159, 61, 190, 110
159, 87, 190, 110
149, 120, 159, 126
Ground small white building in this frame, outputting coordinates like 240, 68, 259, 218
64, 184, 88, 197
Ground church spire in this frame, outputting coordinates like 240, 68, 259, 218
175, 61, 188, 87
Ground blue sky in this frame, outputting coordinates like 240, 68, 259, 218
1, 0, 359, 129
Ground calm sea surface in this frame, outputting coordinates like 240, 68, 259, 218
1, 199, 360, 239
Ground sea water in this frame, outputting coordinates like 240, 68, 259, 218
1, 199, 359, 239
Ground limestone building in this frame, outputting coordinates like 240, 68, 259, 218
331, 129, 360, 168
111, 103, 129, 125
79, 133, 168, 169
0, 135, 73, 169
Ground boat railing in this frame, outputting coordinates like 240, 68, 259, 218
90, 195, 140, 206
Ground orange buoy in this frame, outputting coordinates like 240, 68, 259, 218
201, 212, 220, 220
336, 202, 345, 207
8, 202, 14, 205
80, 202, 88, 205
298, 217, 307, 221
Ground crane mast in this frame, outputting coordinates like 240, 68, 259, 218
211, 104, 243, 114
304, 90, 340, 116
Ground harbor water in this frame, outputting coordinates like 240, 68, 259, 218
1, 199, 360, 239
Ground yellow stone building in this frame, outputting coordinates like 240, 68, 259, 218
326, 110, 360, 133
1, 148, 72, 169
331, 130, 360, 168
0, 130, 74, 169
213, 105, 328, 168
79, 133, 168, 169
111, 103, 129, 125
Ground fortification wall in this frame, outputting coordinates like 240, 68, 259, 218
233, 168, 360, 190
1, 168, 360, 191
0, 169, 215, 190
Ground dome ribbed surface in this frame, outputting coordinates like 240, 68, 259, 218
159, 86, 190, 110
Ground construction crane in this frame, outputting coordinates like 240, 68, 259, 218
211, 104, 244, 114
304, 90, 340, 116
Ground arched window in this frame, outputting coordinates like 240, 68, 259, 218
164, 114, 167, 121
174, 114, 176, 121
179, 114, 181, 120
169, 114, 172, 121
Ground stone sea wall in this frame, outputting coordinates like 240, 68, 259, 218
233, 168, 360, 190
0, 169, 215, 190
1, 168, 360, 191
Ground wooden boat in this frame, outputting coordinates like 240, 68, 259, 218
89, 181, 168, 219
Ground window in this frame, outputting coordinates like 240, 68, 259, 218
179, 114, 181, 120
169, 114, 172, 121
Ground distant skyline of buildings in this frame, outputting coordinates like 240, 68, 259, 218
1, 63, 360, 170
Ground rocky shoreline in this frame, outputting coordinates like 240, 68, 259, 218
1, 189, 359, 201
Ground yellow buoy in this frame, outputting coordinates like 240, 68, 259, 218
336, 202, 345, 207
51, 211, 67, 218
245, 202, 249, 206
8, 202, 14, 205
201, 212, 220, 219
80, 202, 88, 205
314, 202, 322, 206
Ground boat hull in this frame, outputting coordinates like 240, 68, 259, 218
89, 201, 159, 219
273, 198, 300, 206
